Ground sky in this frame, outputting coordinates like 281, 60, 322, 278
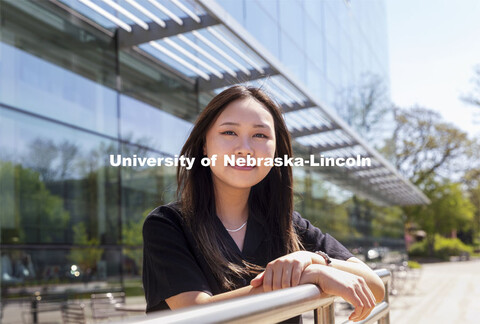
386, 0, 480, 138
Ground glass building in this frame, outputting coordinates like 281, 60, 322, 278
0, 0, 428, 310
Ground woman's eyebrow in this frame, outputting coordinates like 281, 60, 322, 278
219, 122, 270, 128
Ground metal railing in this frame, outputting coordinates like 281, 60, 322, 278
120, 269, 390, 324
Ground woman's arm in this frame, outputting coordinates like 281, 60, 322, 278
165, 285, 264, 309
166, 263, 375, 322
250, 251, 385, 303
315, 255, 386, 303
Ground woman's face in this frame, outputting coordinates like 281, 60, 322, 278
204, 98, 276, 190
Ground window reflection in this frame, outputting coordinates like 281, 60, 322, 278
120, 95, 193, 155
245, 0, 280, 57
0, 107, 120, 247
1, 248, 122, 292
0, 0, 117, 137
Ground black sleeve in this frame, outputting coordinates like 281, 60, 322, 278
142, 206, 212, 312
293, 211, 354, 261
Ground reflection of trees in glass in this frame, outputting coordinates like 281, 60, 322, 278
335, 73, 391, 146
0, 161, 70, 243
347, 197, 404, 240
122, 208, 150, 276
333, 73, 406, 246
68, 222, 103, 273
295, 170, 351, 240
24, 138, 79, 182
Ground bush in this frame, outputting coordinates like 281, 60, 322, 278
408, 240, 427, 257
408, 234, 474, 260
407, 260, 422, 269
434, 235, 473, 260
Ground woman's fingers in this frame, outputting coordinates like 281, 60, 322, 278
272, 264, 283, 290
345, 290, 364, 322
291, 261, 303, 287
281, 262, 294, 289
263, 266, 273, 292
258, 252, 315, 292
360, 284, 376, 320
352, 285, 371, 321
250, 271, 264, 287
350, 280, 376, 321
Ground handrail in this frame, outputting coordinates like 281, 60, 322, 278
119, 269, 391, 324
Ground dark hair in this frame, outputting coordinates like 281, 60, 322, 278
177, 85, 302, 289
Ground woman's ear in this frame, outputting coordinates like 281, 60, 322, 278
203, 144, 207, 156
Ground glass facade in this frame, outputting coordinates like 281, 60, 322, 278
0, 0, 402, 309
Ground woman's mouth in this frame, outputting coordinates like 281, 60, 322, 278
230, 165, 256, 171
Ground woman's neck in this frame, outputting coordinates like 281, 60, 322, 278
213, 180, 250, 227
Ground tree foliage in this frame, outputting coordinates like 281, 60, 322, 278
383, 105, 479, 254
68, 222, 103, 271
387, 106, 472, 185
0, 161, 70, 243
462, 64, 480, 112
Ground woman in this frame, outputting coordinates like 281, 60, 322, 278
142, 86, 385, 323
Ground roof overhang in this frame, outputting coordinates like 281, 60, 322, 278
49, 0, 429, 206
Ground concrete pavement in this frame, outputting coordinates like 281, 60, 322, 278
389, 259, 480, 324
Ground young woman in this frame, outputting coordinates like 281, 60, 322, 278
142, 86, 385, 323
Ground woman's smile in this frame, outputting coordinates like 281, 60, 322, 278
229, 165, 256, 171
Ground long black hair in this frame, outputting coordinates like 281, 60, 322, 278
177, 85, 302, 289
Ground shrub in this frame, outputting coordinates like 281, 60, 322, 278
407, 260, 422, 269
408, 234, 473, 260
434, 235, 473, 260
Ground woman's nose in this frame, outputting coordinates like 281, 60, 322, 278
235, 136, 254, 156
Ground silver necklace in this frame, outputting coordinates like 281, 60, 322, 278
225, 221, 247, 232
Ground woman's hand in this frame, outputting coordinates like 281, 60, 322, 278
250, 251, 315, 291
302, 264, 376, 322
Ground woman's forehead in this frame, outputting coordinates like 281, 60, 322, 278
215, 98, 274, 126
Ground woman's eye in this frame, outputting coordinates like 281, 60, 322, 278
254, 133, 268, 138
221, 131, 236, 135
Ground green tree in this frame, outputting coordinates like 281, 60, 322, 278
68, 222, 103, 271
464, 168, 480, 245
461, 64, 480, 123
404, 177, 475, 255
387, 107, 472, 185
0, 161, 70, 244
384, 106, 477, 255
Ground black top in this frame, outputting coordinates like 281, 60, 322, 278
142, 202, 354, 323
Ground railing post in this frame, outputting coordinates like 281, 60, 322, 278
31, 291, 41, 324
314, 302, 335, 324
378, 274, 390, 324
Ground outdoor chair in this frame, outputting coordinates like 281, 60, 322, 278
90, 292, 127, 322
61, 302, 86, 324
